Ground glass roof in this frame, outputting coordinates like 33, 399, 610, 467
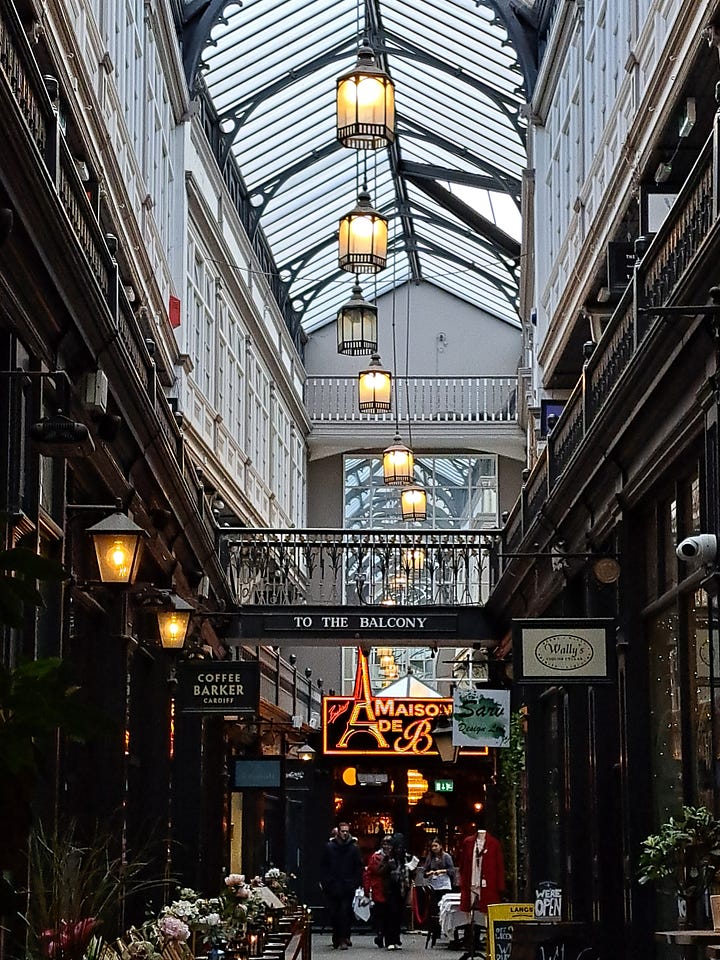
201, 0, 527, 332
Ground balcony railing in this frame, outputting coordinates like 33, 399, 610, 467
218, 528, 500, 607
500, 117, 719, 561
305, 376, 517, 423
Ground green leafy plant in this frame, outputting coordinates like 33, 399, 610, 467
638, 805, 720, 901
22, 821, 162, 957
0, 541, 64, 628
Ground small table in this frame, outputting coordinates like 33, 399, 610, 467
655, 930, 720, 960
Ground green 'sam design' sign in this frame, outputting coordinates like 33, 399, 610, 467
452, 688, 510, 748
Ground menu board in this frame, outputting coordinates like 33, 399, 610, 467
487, 903, 535, 960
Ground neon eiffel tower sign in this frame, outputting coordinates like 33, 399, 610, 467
336, 646, 389, 748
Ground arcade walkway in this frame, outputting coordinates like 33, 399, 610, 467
312, 930, 484, 960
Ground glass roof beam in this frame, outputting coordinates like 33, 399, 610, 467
485, 0, 541, 96
399, 160, 500, 192
365, 0, 422, 284
405, 238, 518, 310
180, 0, 232, 94
214, 40, 354, 127
401, 203, 519, 271
401, 120, 521, 205
380, 10, 522, 96
405, 175, 520, 262
380, 29, 525, 140
246, 141, 344, 217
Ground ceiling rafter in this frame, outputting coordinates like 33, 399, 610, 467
380, 28, 526, 141
191, 0, 528, 332
365, 0, 423, 285
405, 175, 520, 262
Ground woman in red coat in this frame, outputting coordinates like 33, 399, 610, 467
457, 829, 505, 914
364, 838, 392, 948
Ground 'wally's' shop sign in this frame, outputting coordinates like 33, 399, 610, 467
513, 619, 614, 683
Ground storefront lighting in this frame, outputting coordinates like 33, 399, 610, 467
433, 718, 458, 764
295, 742, 316, 762
156, 594, 194, 649
382, 435, 414, 485
336, 40, 395, 150
85, 502, 146, 583
358, 354, 392, 412
338, 189, 388, 273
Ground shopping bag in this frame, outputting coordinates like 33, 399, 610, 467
352, 887, 372, 922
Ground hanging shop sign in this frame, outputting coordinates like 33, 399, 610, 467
513, 618, 614, 683
323, 695, 455, 756
231, 605, 495, 647
176, 660, 260, 714
453, 688, 511, 748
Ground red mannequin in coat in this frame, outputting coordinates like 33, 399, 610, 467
458, 830, 505, 913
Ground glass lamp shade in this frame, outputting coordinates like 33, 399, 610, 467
296, 742, 316, 762
403, 546, 426, 569
400, 485, 427, 521
85, 509, 146, 583
336, 41, 396, 149
338, 190, 388, 273
157, 595, 194, 649
382, 435, 414, 485
337, 284, 378, 355
358, 354, 392, 412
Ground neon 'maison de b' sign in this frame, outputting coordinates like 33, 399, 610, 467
323, 695, 454, 756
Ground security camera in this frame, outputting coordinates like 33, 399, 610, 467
676, 534, 718, 563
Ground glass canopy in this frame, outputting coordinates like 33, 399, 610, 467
200, 0, 527, 333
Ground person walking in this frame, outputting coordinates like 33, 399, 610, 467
382, 833, 412, 950
364, 837, 393, 948
421, 838, 456, 946
321, 821, 363, 950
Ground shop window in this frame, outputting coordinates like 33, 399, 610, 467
688, 590, 718, 810
647, 607, 683, 824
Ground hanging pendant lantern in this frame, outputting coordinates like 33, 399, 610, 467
338, 189, 388, 273
337, 283, 378, 355
358, 354, 392, 412
402, 546, 426, 570
336, 40, 395, 150
85, 504, 147, 584
156, 594, 194, 650
400, 485, 427, 522
382, 434, 414, 485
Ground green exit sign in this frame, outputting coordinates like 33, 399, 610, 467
435, 779, 454, 793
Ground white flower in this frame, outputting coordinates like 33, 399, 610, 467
224, 874, 245, 887
159, 917, 190, 942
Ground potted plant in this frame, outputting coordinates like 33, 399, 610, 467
638, 806, 720, 924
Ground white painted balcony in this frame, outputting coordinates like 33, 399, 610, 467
305, 375, 522, 458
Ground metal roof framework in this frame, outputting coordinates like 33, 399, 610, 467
187, 0, 531, 332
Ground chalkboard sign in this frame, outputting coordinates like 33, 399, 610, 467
487, 903, 535, 960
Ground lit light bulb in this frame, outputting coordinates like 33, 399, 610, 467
167, 615, 181, 639
107, 539, 129, 577
355, 77, 384, 111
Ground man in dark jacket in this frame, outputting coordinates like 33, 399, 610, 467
320, 821, 363, 949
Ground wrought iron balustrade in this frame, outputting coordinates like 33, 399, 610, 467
219, 528, 501, 607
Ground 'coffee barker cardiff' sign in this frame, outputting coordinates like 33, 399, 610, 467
513, 618, 614, 683
176, 661, 260, 714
